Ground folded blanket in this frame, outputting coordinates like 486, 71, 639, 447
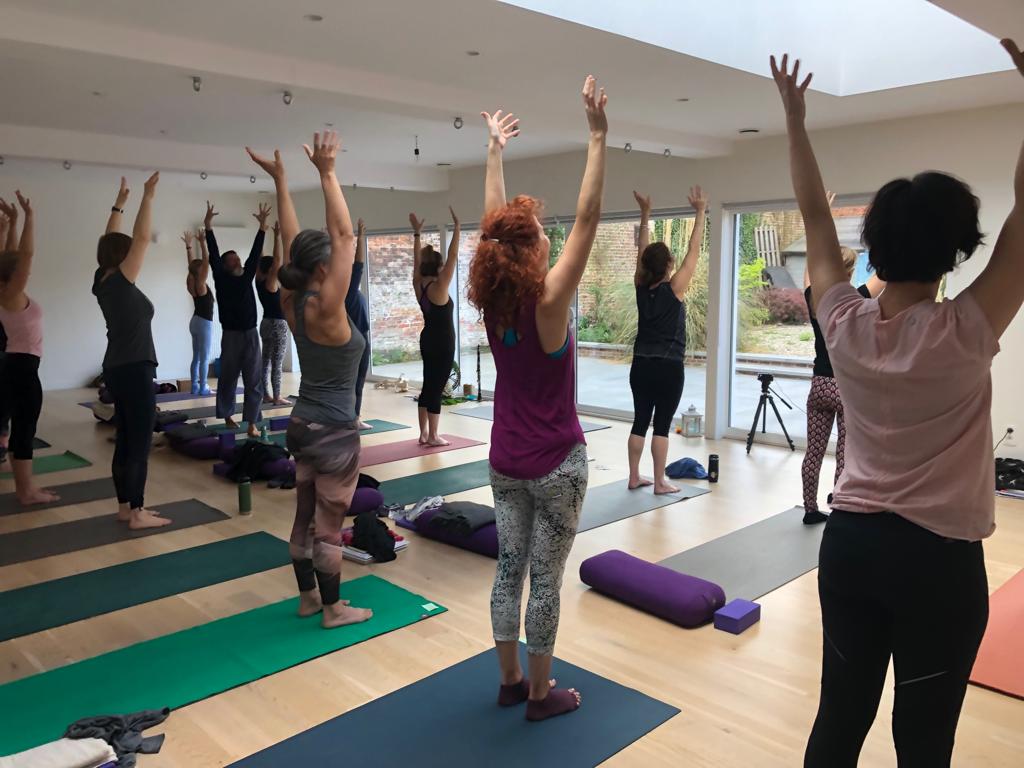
164, 423, 217, 443
0, 737, 115, 768
429, 501, 496, 536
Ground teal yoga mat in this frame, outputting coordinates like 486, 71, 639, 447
0, 575, 446, 755
379, 459, 491, 507
0, 450, 90, 479
0, 532, 291, 642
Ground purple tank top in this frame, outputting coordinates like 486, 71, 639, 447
487, 302, 585, 479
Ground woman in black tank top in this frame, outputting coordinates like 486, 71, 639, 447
184, 228, 214, 395
627, 187, 707, 496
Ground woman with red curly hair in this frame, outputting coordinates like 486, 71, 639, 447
468, 75, 607, 722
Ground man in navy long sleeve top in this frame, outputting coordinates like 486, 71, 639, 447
205, 201, 269, 437
347, 218, 372, 428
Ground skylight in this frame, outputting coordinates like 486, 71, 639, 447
499, 0, 1011, 95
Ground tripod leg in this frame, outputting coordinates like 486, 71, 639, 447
767, 395, 796, 451
746, 395, 767, 454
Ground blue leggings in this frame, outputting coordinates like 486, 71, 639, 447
189, 315, 213, 392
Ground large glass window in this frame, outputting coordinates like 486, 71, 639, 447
456, 228, 494, 394
728, 203, 868, 443
366, 230, 440, 379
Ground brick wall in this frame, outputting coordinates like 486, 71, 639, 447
366, 232, 439, 361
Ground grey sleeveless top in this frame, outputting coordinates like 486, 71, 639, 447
291, 291, 366, 425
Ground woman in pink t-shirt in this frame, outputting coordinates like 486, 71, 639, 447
772, 40, 1024, 767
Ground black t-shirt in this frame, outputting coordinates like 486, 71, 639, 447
807, 283, 871, 377
633, 282, 686, 361
256, 279, 285, 321
193, 290, 214, 322
93, 267, 157, 370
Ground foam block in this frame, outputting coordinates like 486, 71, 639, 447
579, 549, 725, 628
269, 415, 290, 431
714, 599, 761, 634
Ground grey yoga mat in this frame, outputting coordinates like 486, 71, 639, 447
658, 506, 824, 601
0, 477, 117, 517
451, 403, 610, 433
177, 396, 295, 421
0, 499, 230, 567
577, 480, 709, 534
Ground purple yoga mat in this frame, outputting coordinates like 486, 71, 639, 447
358, 435, 484, 468
78, 387, 242, 408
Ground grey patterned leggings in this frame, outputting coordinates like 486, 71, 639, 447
490, 443, 589, 656
260, 318, 289, 400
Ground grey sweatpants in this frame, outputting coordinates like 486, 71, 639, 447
490, 443, 589, 656
217, 328, 263, 424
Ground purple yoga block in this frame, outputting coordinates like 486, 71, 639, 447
579, 550, 725, 628
714, 599, 761, 634
269, 416, 290, 431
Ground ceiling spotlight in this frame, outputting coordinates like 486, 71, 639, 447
282, 90, 293, 106
453, 116, 464, 130
192, 76, 202, 93
663, 148, 671, 157
624, 142, 632, 153
62, 160, 72, 170
200, 171, 208, 180
466, 50, 480, 56
739, 128, 760, 134
250, 175, 256, 184
352, 183, 358, 188
676, 97, 690, 102
325, 121, 334, 127
159, 129, 167, 135
389, 186, 395, 191
303, 14, 323, 22
91, 90, 103, 97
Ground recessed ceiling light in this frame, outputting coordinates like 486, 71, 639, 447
739, 128, 760, 134
325, 121, 334, 127
466, 50, 480, 56
676, 97, 689, 102
159, 129, 167, 135
436, 162, 452, 167
304, 14, 323, 22
91, 90, 103, 97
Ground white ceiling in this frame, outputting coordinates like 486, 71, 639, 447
0, 0, 1021, 191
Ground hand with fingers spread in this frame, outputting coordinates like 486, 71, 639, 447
181, 230, 194, 248
687, 185, 708, 212
15, 191, 30, 218
582, 75, 608, 136
115, 176, 130, 209
480, 110, 520, 150
253, 201, 272, 229
409, 213, 424, 234
273, 220, 281, 238
1002, 38, 1024, 77
247, 147, 286, 180
304, 130, 340, 176
204, 200, 218, 229
770, 54, 813, 121
633, 190, 651, 215
0, 197, 16, 221
142, 172, 159, 200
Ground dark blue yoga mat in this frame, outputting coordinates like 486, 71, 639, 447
228, 648, 679, 768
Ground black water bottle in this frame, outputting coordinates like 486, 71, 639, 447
708, 454, 719, 484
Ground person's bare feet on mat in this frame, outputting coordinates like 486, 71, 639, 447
526, 681, 582, 721
247, 424, 260, 439
18, 487, 60, 505
272, 397, 290, 406
628, 476, 653, 490
128, 509, 173, 529
358, 421, 372, 431
225, 417, 238, 429
322, 603, 373, 628
298, 592, 351, 617
654, 480, 680, 495
424, 436, 450, 447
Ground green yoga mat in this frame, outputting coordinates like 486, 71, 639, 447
0, 575, 446, 755
379, 459, 491, 507
0, 450, 90, 478
0, 532, 291, 642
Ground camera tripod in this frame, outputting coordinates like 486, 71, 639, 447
746, 373, 795, 453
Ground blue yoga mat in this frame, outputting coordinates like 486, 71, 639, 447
228, 648, 679, 767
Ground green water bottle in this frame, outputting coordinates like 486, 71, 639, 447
238, 477, 252, 516
260, 423, 269, 442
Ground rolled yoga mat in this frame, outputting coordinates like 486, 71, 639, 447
227, 647, 679, 768
451, 403, 610, 433
0, 498, 230, 567
970, 567, 1024, 700
0, 532, 291, 642
577, 480, 709, 534
379, 459, 492, 507
0, 575, 446, 755
0, 476, 116, 517
658, 506, 823, 601
0, 450, 90, 479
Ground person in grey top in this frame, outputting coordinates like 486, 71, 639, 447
248, 130, 370, 630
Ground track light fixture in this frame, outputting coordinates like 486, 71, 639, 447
250, 175, 256, 184
624, 142, 632, 153
282, 90, 293, 106
62, 160, 72, 170
453, 116, 464, 130
200, 171, 208, 180
192, 76, 202, 93
663, 148, 671, 157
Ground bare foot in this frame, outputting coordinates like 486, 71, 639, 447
298, 590, 322, 617
128, 508, 173, 529
418, 433, 429, 445
17, 487, 60, 506
262, 396, 274, 405
654, 480, 680, 495
321, 603, 373, 628
247, 425, 261, 439
358, 421, 373, 431
628, 477, 653, 490
424, 436, 451, 447
225, 417, 239, 429
272, 397, 290, 406
117, 502, 132, 522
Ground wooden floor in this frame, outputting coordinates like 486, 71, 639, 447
1, 375, 1022, 767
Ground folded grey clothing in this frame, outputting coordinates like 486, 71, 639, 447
428, 501, 496, 536
404, 495, 444, 522
164, 423, 217, 443
153, 410, 188, 431
64, 707, 170, 768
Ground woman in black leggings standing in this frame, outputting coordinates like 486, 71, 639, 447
627, 187, 707, 495
93, 175, 170, 529
410, 208, 458, 447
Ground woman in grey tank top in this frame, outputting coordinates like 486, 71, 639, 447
248, 131, 371, 630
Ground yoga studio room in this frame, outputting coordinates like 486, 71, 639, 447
2, 1, 1024, 766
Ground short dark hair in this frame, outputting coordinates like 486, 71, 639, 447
419, 245, 441, 277
97, 232, 132, 270
640, 242, 672, 285
258, 255, 274, 274
862, 171, 983, 283
222, 249, 239, 262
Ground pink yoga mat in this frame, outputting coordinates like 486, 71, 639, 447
359, 435, 484, 468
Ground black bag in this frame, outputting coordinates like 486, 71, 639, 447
225, 442, 290, 482
995, 457, 1024, 491
352, 509, 397, 563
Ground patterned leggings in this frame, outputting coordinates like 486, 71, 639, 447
260, 318, 289, 400
802, 376, 846, 513
490, 443, 589, 656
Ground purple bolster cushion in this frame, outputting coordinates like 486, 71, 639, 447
395, 507, 499, 558
579, 549, 726, 628
212, 457, 294, 480
171, 436, 221, 460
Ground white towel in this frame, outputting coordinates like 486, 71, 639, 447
0, 737, 116, 768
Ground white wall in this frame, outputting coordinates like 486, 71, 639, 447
0, 161, 262, 388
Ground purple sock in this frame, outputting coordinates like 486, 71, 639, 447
526, 688, 581, 721
498, 678, 529, 707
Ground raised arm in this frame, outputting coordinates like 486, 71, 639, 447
119, 172, 159, 284
105, 177, 129, 235
347, 219, 365, 310
204, 201, 222, 272
247, 147, 299, 261
181, 230, 194, 265
539, 76, 608, 326
481, 110, 520, 215
434, 206, 460, 296
670, 186, 708, 298
0, 199, 17, 252
305, 130, 355, 319
244, 203, 270, 277
633, 190, 651, 286
0, 214, 9, 253
5, 192, 34, 295
410, 212, 425, 298
195, 227, 210, 288
265, 220, 282, 292
967, 39, 1024, 339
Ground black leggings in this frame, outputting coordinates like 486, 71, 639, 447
419, 328, 455, 415
0, 353, 42, 460
806, 510, 988, 768
105, 362, 156, 509
629, 356, 684, 438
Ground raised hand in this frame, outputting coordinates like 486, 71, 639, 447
195, 227, 205, 242
1002, 38, 1024, 77
246, 147, 286, 180
633, 190, 651, 213
204, 200, 219, 229
181, 230, 194, 247
357, 218, 365, 234
687, 185, 708, 211
449, 206, 459, 226
272, 220, 281, 238
0, 198, 16, 219
480, 110, 520, 150
253, 202, 272, 228
770, 54, 813, 121
14, 190, 30, 216
115, 176, 130, 208
142, 172, 160, 199
303, 130, 340, 175
582, 75, 608, 135
409, 213, 424, 233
